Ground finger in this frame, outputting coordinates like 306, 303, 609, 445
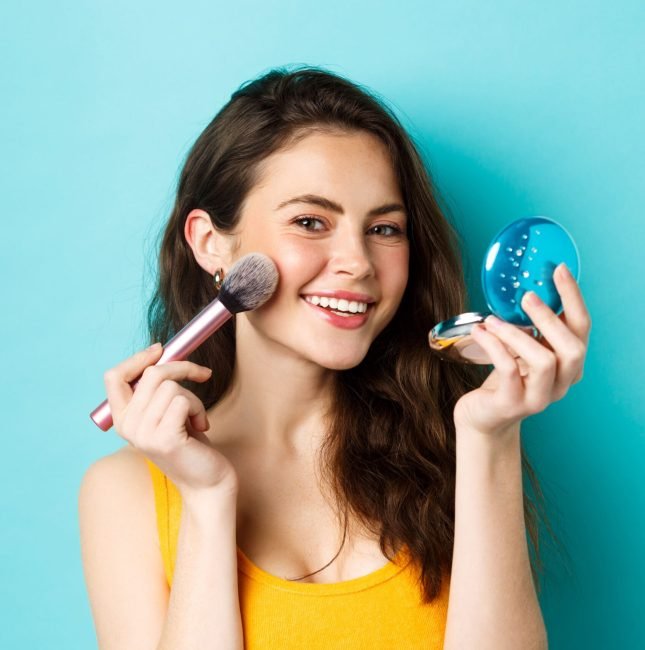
482, 316, 556, 413
471, 324, 525, 403
136, 382, 209, 448
185, 420, 213, 447
552, 263, 593, 346
496, 342, 531, 376
520, 290, 586, 394
153, 395, 193, 452
155, 394, 209, 452
103, 343, 164, 427
126, 361, 212, 428
154, 396, 223, 485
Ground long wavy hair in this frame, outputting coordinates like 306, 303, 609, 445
146, 65, 555, 603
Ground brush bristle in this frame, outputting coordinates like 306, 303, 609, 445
218, 253, 279, 313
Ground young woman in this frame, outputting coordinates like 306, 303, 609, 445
79, 66, 590, 649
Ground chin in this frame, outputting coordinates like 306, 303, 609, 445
310, 347, 370, 371
321, 359, 363, 371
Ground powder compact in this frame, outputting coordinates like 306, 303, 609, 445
428, 216, 580, 365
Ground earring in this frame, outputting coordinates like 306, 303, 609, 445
213, 267, 225, 291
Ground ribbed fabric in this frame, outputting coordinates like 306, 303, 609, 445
145, 458, 450, 649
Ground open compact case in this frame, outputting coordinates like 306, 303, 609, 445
428, 216, 580, 365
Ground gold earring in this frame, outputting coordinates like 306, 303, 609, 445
213, 267, 225, 291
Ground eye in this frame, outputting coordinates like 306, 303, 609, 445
293, 216, 326, 232
368, 223, 405, 237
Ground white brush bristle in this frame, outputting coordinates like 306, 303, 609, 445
219, 253, 279, 313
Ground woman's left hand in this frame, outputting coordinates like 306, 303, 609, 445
452, 263, 592, 439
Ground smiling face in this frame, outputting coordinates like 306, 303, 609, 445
227, 128, 410, 370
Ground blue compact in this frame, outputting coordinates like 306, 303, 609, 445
429, 216, 580, 364
482, 216, 580, 326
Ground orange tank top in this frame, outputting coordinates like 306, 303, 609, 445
145, 458, 450, 648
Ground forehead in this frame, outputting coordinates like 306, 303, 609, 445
248, 129, 401, 201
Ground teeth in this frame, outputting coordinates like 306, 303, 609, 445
304, 296, 369, 314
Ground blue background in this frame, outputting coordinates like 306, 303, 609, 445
1, 1, 643, 647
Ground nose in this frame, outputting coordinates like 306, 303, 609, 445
328, 229, 375, 280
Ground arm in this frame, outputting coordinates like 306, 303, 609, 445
158, 491, 243, 650
79, 447, 243, 650
442, 425, 548, 650
443, 265, 591, 648
79, 448, 168, 649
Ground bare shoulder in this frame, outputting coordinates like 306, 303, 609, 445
79, 446, 167, 649
81, 444, 153, 491
83, 443, 152, 477
79, 445, 159, 540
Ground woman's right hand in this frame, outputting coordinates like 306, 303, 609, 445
103, 343, 239, 500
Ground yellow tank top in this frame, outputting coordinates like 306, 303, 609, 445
145, 458, 450, 648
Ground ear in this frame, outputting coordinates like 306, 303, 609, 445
184, 209, 237, 275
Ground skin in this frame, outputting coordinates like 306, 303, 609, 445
445, 247, 591, 649
455, 264, 591, 440
183, 123, 591, 476
185, 129, 410, 455
104, 127, 591, 645
113, 126, 592, 500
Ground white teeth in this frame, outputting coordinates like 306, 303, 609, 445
304, 295, 370, 314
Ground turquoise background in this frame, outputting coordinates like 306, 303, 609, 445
1, 1, 643, 647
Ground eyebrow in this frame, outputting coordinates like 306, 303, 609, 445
276, 194, 406, 218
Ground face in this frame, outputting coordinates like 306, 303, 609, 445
228, 129, 409, 370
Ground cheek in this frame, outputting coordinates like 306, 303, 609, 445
266, 238, 326, 295
378, 247, 409, 300
245, 239, 323, 332
235, 228, 325, 290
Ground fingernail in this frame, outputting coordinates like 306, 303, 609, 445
557, 263, 572, 280
522, 291, 541, 307
147, 342, 161, 350
485, 315, 502, 328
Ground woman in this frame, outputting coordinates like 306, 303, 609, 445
79, 66, 591, 649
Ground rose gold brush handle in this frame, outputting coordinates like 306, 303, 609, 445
90, 300, 233, 431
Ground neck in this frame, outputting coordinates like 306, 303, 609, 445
207, 317, 335, 456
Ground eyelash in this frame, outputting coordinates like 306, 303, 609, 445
293, 216, 404, 237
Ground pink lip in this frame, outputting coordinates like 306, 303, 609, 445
300, 290, 376, 303
301, 297, 371, 330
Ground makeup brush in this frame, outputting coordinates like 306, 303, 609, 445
90, 253, 279, 431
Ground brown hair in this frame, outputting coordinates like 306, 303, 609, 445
146, 65, 554, 603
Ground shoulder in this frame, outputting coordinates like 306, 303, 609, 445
79, 448, 169, 647
79, 445, 159, 550
80, 444, 153, 495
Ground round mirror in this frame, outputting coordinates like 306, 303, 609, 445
429, 216, 580, 364
482, 216, 580, 326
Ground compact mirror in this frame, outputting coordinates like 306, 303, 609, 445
429, 216, 580, 365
